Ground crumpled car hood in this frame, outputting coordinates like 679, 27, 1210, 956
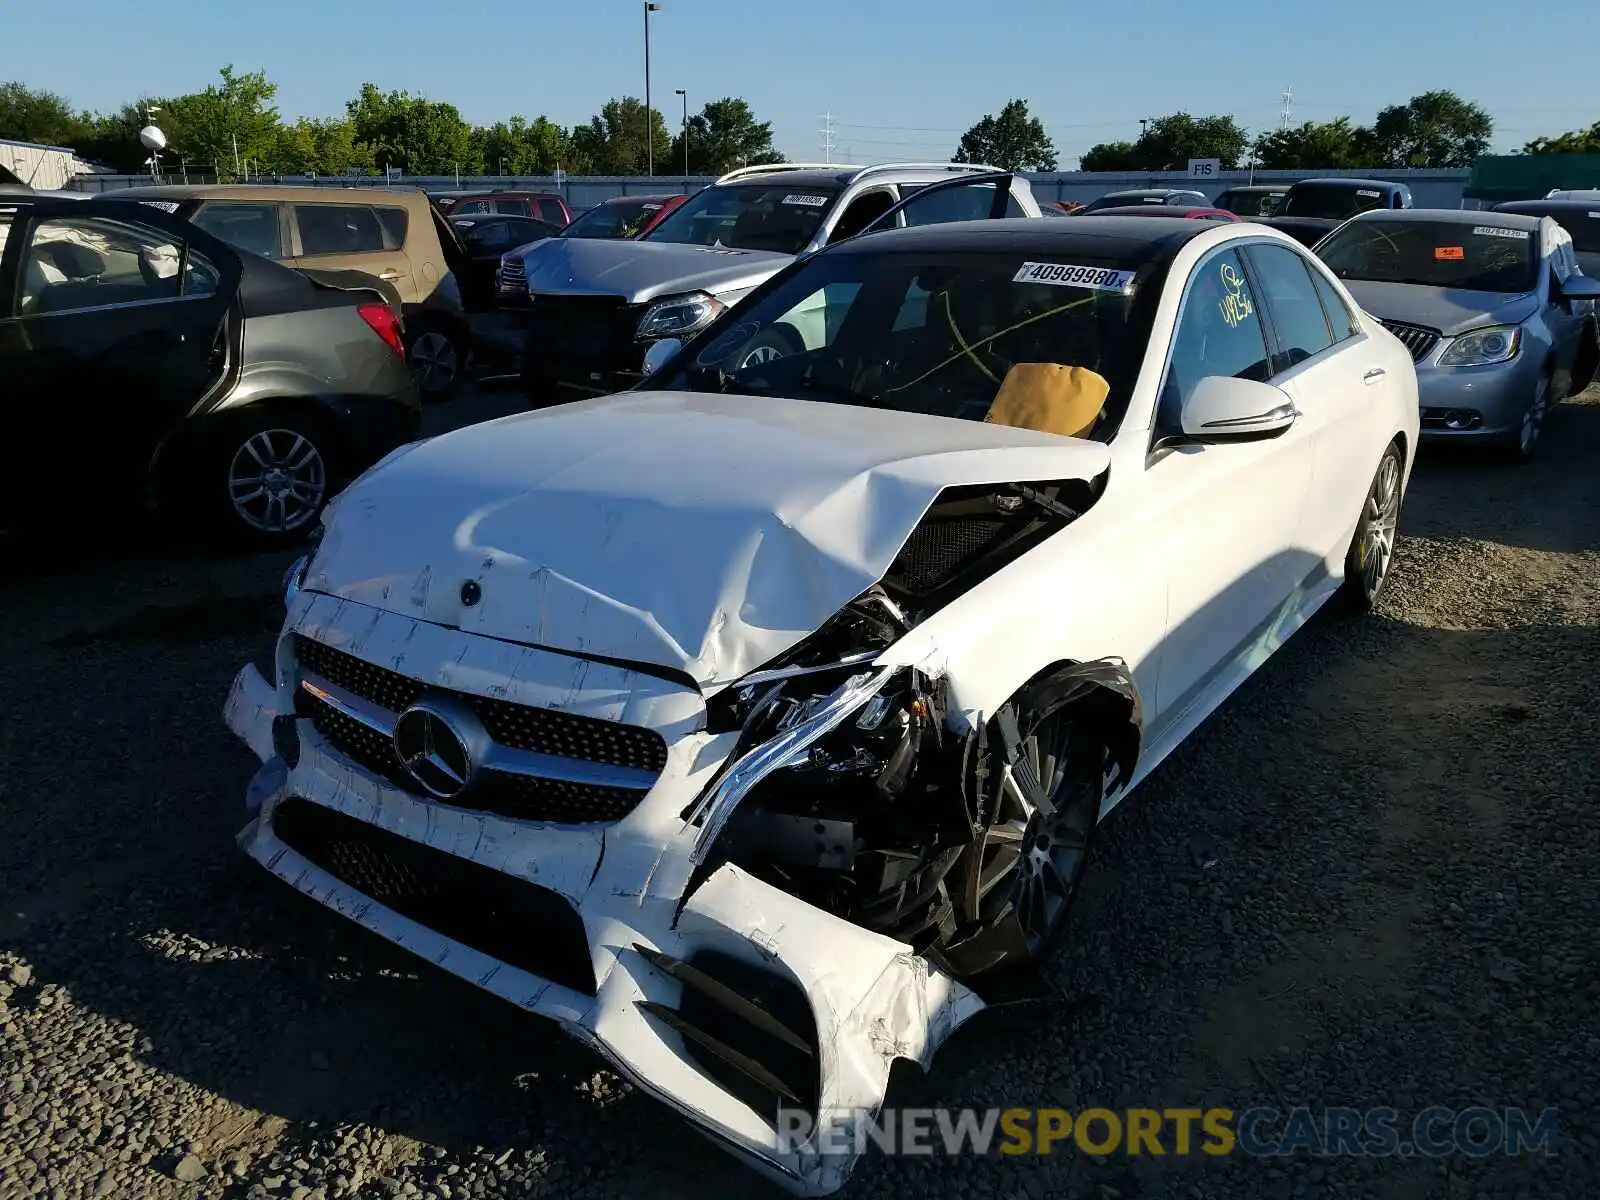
306, 390, 1111, 689
1345, 279, 1539, 338
512, 235, 792, 303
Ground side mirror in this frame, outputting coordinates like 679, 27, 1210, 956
1555, 274, 1600, 301
1180, 375, 1299, 441
642, 337, 683, 376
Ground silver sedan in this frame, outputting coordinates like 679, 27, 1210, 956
1314, 209, 1600, 459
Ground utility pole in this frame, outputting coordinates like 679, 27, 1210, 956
232, 132, 241, 180
820, 111, 836, 164
675, 89, 688, 177
644, 2, 661, 176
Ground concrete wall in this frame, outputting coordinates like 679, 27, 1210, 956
68, 166, 1476, 210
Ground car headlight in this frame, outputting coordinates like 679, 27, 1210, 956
1439, 324, 1522, 366
637, 291, 726, 340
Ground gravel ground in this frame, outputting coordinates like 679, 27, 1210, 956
1, 384, 1596, 1200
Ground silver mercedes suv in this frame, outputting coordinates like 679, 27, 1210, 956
498, 162, 1042, 398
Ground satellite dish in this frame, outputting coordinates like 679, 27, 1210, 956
139, 125, 167, 151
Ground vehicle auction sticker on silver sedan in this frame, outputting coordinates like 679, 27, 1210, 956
1013, 262, 1137, 292
1472, 226, 1530, 239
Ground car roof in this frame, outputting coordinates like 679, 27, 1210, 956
1496, 198, 1600, 214
1105, 188, 1198, 197
601, 192, 686, 205
1218, 184, 1286, 193
455, 189, 564, 199
100, 184, 432, 205
835, 215, 1216, 258
1090, 204, 1232, 217
1346, 208, 1543, 232
715, 169, 855, 189
1293, 177, 1401, 189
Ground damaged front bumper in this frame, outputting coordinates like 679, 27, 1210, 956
224, 593, 985, 1195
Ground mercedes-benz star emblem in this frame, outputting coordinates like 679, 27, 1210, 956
392, 697, 487, 800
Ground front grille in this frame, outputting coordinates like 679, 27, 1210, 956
272, 797, 597, 995
293, 636, 667, 824
499, 257, 526, 288
295, 637, 667, 772
523, 295, 640, 369
1379, 319, 1440, 362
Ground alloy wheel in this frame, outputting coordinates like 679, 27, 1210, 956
977, 713, 1099, 958
228, 429, 327, 535
410, 331, 459, 394
739, 343, 785, 369
1356, 450, 1402, 600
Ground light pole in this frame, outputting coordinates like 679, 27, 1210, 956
675, 89, 688, 178
644, 2, 661, 176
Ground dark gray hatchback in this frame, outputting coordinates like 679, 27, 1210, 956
0, 195, 420, 544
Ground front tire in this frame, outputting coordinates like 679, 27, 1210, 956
1502, 371, 1552, 463
1341, 440, 1403, 610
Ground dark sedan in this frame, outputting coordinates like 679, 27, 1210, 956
1491, 199, 1600, 277
449, 213, 564, 309
560, 193, 690, 240
0, 196, 420, 544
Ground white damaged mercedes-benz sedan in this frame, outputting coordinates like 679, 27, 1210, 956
225, 191, 1420, 1194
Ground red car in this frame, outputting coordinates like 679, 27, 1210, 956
440, 190, 573, 226
560, 192, 689, 239
1082, 204, 1242, 222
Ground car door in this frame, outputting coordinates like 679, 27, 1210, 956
860, 172, 1026, 238
1542, 226, 1588, 391
285, 201, 417, 301
1143, 245, 1315, 728
0, 200, 238, 528
1240, 239, 1380, 565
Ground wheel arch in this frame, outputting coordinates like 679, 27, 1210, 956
148, 394, 354, 506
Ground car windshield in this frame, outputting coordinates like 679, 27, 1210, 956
1318, 219, 1540, 293
563, 198, 664, 240
1282, 184, 1390, 220
641, 183, 842, 253
652, 247, 1162, 440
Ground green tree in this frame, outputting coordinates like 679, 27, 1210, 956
77, 102, 161, 173
1366, 90, 1492, 168
1522, 120, 1600, 155
476, 115, 574, 175
1081, 113, 1249, 172
1078, 140, 1141, 171
1253, 117, 1376, 169
346, 83, 480, 175
157, 66, 282, 180
669, 97, 781, 176
953, 99, 1057, 171
570, 97, 671, 175
0, 81, 95, 149
269, 117, 373, 176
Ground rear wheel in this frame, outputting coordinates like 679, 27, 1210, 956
406, 317, 466, 400
735, 325, 803, 370
1341, 440, 1403, 610
195, 409, 337, 547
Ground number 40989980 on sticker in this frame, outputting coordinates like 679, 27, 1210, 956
1013, 262, 1136, 292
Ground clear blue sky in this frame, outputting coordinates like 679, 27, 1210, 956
11, 0, 1598, 166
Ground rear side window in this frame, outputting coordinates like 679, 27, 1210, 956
495, 198, 531, 216
1306, 264, 1362, 341
1245, 243, 1336, 372
295, 204, 386, 256
190, 201, 282, 259
452, 198, 493, 215
533, 198, 565, 224
18, 214, 201, 314
375, 207, 408, 250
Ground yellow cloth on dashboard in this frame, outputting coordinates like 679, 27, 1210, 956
984, 363, 1109, 439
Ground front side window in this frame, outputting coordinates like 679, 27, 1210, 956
18, 215, 200, 314
641, 183, 843, 253
190, 201, 282, 259
1244, 243, 1335, 372
655, 248, 1159, 440
1318, 219, 1539, 294
295, 204, 386, 256
893, 180, 1023, 229
1158, 248, 1271, 430
453, 199, 493, 216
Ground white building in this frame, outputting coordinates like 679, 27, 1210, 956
0, 137, 101, 190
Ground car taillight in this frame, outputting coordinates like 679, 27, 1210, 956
357, 302, 405, 358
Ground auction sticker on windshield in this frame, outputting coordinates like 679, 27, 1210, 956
1472, 226, 1530, 240
1013, 262, 1136, 292
782, 194, 830, 207
1435, 246, 1465, 261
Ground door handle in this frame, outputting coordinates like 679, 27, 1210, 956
378, 270, 402, 281
1363, 367, 1387, 384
